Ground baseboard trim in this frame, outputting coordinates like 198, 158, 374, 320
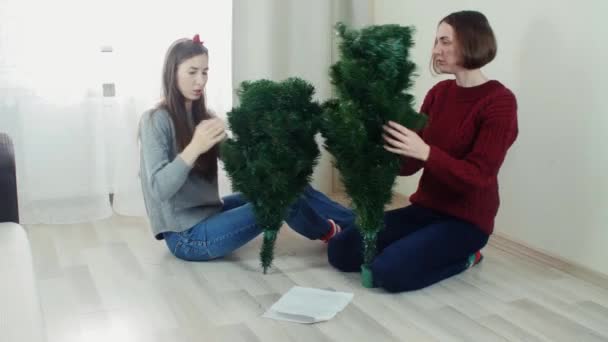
489, 232, 608, 290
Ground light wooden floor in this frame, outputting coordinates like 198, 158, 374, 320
26, 200, 608, 342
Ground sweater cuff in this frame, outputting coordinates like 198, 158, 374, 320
425, 145, 449, 173
175, 154, 194, 174
399, 156, 421, 176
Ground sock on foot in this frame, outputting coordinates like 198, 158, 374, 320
320, 219, 342, 243
467, 251, 483, 268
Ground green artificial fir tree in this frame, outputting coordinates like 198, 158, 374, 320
321, 23, 428, 287
221, 78, 322, 273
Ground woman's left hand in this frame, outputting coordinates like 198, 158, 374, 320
383, 121, 430, 161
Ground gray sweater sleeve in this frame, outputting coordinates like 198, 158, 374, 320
139, 110, 192, 201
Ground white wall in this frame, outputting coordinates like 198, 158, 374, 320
374, 0, 608, 276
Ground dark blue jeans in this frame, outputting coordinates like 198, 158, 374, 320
328, 204, 489, 292
164, 185, 355, 261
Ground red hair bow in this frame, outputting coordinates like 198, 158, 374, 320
192, 34, 204, 45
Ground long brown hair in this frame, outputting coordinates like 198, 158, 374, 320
156, 37, 218, 181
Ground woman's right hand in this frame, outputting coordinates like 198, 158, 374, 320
180, 118, 226, 166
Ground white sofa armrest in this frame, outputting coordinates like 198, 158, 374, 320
0, 222, 46, 342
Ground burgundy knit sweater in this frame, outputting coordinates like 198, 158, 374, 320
400, 79, 518, 235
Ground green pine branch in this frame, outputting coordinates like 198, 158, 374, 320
220, 78, 322, 273
321, 22, 428, 268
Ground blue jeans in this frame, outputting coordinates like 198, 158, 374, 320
163, 185, 355, 261
328, 204, 489, 292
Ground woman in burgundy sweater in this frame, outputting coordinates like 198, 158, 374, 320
327, 10, 518, 292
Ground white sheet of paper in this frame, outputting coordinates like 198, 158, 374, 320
263, 286, 354, 324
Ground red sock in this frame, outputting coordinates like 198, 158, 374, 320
468, 251, 483, 267
321, 219, 341, 243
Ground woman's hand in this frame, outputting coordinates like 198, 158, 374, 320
180, 118, 226, 166
191, 118, 226, 154
382, 120, 430, 161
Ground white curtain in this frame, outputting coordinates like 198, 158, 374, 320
0, 0, 233, 224
232, 0, 373, 193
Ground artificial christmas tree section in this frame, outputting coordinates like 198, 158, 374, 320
321, 23, 428, 287
221, 78, 322, 273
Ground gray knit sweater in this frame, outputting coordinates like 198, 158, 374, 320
138, 109, 222, 239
